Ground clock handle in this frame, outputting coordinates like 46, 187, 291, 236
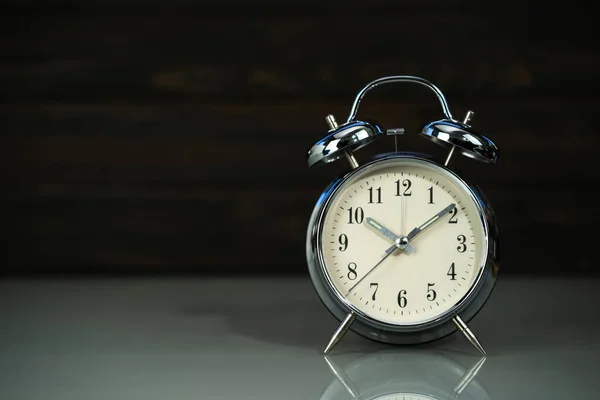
345, 75, 454, 123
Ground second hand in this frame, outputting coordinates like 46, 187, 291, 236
401, 193, 407, 237
346, 243, 397, 296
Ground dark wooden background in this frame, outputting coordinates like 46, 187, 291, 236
1, 1, 598, 276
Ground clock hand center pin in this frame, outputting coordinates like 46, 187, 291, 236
365, 217, 414, 253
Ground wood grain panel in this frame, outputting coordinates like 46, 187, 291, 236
2, 100, 598, 191
1, 5, 597, 275
1, 12, 596, 104
0, 1, 581, 12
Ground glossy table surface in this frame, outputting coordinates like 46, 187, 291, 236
1, 276, 599, 399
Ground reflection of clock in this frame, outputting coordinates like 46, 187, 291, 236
371, 396, 437, 400
321, 350, 491, 400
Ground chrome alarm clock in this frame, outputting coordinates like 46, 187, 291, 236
305, 76, 499, 354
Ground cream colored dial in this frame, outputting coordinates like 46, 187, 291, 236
320, 158, 487, 326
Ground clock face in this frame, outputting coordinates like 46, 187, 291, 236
319, 157, 488, 326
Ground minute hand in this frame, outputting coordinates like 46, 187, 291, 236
407, 203, 456, 241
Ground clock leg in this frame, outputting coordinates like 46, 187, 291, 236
452, 355, 487, 396
323, 312, 356, 354
452, 315, 487, 356
323, 355, 360, 398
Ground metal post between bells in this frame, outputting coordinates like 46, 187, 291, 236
326, 114, 359, 169
444, 110, 475, 167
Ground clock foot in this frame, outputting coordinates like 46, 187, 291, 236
323, 312, 355, 354
452, 315, 487, 356
452, 355, 487, 396
323, 355, 360, 398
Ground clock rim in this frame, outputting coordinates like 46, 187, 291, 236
306, 152, 500, 345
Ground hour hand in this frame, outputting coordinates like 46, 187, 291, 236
366, 217, 414, 253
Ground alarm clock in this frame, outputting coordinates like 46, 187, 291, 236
321, 350, 491, 400
305, 76, 499, 355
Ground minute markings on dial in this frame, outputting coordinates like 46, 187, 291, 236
326, 167, 479, 323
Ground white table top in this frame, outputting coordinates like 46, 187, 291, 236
1, 276, 598, 399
